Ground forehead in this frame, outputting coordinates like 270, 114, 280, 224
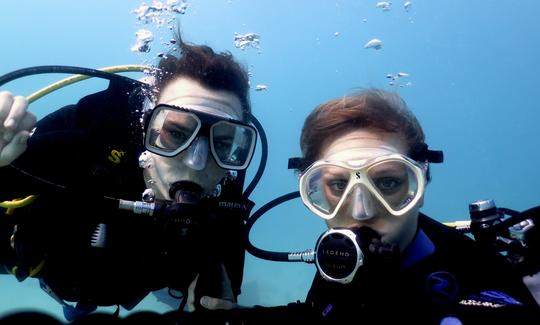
321, 129, 408, 159
158, 77, 243, 120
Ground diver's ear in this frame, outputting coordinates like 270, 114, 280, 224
418, 194, 425, 208
222, 170, 238, 185
208, 183, 222, 198
419, 163, 428, 208
421, 161, 431, 184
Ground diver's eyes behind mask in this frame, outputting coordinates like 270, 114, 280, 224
145, 104, 257, 170
299, 153, 426, 220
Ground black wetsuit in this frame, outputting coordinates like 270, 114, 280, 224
0, 81, 249, 315
91, 214, 538, 324
168, 214, 539, 324
300, 214, 540, 324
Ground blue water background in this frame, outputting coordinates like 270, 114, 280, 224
1, 0, 539, 319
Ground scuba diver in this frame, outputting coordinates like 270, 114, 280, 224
0, 33, 265, 322
194, 89, 540, 324
286, 89, 539, 323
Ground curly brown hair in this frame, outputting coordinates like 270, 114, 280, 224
154, 32, 251, 118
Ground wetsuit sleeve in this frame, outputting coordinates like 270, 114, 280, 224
0, 80, 144, 201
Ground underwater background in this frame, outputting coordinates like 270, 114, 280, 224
1, 0, 539, 319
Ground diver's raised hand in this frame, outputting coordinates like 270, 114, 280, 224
187, 264, 240, 312
0, 91, 36, 167
199, 295, 239, 310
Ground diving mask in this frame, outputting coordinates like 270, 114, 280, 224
299, 147, 427, 220
145, 104, 257, 170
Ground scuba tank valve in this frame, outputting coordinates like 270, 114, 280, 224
469, 199, 507, 248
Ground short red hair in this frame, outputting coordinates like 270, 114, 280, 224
300, 89, 425, 170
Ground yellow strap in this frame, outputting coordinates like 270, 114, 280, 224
0, 195, 38, 209
29, 258, 46, 277
9, 258, 46, 279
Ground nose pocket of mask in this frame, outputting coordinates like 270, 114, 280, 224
183, 136, 209, 171
350, 184, 377, 221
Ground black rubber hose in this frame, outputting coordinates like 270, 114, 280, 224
244, 191, 300, 261
0, 65, 146, 88
243, 114, 267, 199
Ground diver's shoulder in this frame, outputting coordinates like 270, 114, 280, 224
418, 213, 476, 248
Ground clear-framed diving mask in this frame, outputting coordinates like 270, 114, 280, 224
299, 147, 427, 221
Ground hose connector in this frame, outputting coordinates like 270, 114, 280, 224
118, 199, 155, 216
288, 249, 316, 263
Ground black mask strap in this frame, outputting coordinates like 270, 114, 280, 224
410, 143, 444, 163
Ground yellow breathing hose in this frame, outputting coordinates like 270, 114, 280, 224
443, 220, 472, 233
0, 64, 151, 209
27, 65, 150, 104
443, 220, 471, 228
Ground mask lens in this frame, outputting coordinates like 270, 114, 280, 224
302, 164, 351, 217
146, 107, 201, 156
211, 121, 256, 169
367, 160, 419, 210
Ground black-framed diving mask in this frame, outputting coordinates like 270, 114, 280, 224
299, 147, 427, 220
145, 103, 257, 170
